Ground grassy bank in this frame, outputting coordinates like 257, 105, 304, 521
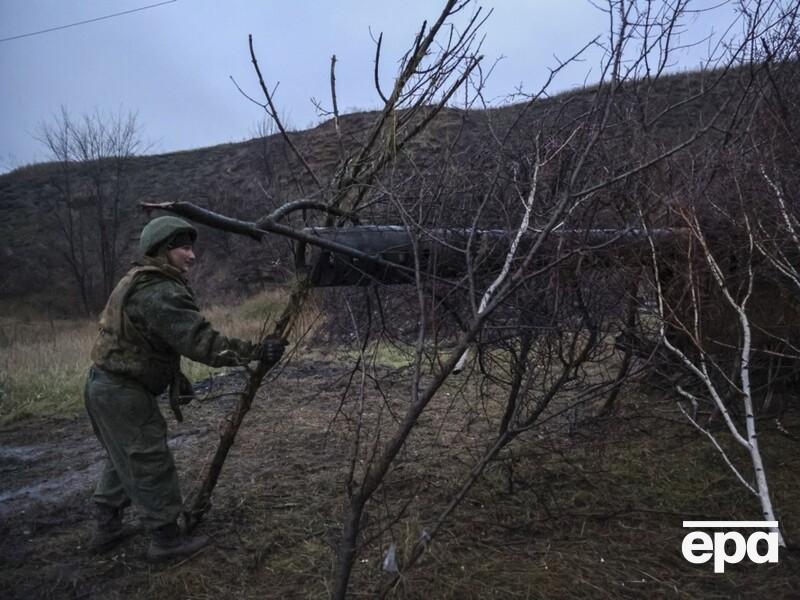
0, 288, 291, 425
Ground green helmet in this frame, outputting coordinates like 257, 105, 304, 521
139, 216, 197, 256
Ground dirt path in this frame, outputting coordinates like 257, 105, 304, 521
0, 356, 352, 599
0, 423, 102, 520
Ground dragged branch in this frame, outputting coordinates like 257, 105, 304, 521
258, 199, 359, 225
139, 201, 416, 279
141, 201, 263, 241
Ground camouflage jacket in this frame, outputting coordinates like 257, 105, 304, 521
91, 257, 256, 394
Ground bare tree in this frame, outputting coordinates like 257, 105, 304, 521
636, 0, 800, 552
644, 204, 785, 547
37, 106, 144, 313
151, 0, 488, 540
146, 0, 800, 595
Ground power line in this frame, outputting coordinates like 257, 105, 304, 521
0, 0, 178, 43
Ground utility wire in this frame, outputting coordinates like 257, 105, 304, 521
0, 0, 178, 43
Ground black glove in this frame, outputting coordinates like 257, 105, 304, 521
259, 335, 286, 364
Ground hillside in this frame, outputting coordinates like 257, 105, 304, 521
0, 65, 737, 317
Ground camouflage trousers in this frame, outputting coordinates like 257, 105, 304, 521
84, 365, 182, 530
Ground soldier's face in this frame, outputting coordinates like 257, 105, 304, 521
166, 245, 196, 274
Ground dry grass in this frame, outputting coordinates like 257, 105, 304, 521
0, 287, 295, 425
364, 402, 800, 599
0, 318, 96, 424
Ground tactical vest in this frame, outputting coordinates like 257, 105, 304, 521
91, 263, 186, 394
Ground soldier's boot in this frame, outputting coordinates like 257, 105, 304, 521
146, 523, 209, 563
89, 503, 137, 554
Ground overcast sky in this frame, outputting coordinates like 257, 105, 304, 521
0, 1, 739, 173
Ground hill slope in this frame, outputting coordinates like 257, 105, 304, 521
0, 65, 768, 316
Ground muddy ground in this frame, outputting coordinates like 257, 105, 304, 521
1, 354, 800, 599
0, 355, 356, 599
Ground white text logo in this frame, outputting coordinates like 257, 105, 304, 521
681, 521, 779, 573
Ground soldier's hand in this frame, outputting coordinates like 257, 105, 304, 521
259, 335, 286, 364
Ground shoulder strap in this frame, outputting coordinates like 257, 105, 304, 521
98, 265, 168, 335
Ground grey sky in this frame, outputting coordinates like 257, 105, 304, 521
0, 1, 738, 172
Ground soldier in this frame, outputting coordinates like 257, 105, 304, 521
84, 215, 284, 562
